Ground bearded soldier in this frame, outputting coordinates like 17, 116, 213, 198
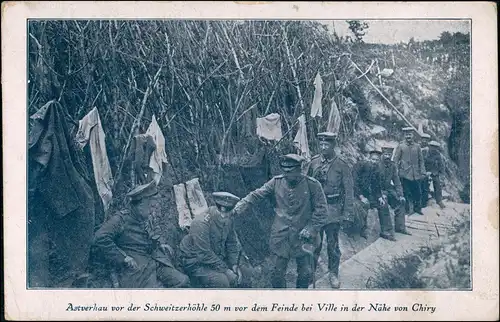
179, 192, 248, 288
232, 154, 328, 289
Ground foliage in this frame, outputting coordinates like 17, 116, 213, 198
346, 20, 370, 43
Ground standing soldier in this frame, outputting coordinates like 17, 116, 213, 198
419, 133, 432, 207
94, 180, 190, 288
307, 132, 354, 289
355, 145, 397, 241
179, 192, 247, 288
232, 154, 328, 289
393, 127, 426, 216
425, 141, 446, 209
380, 146, 411, 235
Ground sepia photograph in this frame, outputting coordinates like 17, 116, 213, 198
3, 2, 498, 321
26, 18, 471, 291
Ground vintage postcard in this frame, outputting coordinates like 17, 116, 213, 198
2, 1, 498, 321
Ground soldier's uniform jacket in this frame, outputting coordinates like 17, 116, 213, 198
179, 206, 240, 273
424, 150, 445, 176
93, 210, 174, 288
237, 175, 328, 258
307, 154, 354, 223
393, 141, 426, 181
379, 159, 404, 197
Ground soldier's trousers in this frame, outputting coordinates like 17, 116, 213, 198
420, 177, 431, 207
157, 264, 190, 288
271, 254, 313, 289
401, 178, 422, 214
431, 174, 443, 203
313, 223, 341, 276
378, 190, 406, 235
185, 266, 237, 288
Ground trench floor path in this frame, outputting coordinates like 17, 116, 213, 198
309, 200, 470, 289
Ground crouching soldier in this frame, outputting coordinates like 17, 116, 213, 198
94, 180, 190, 288
308, 132, 354, 289
179, 192, 246, 288
232, 154, 328, 289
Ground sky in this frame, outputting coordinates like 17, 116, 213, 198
320, 20, 471, 44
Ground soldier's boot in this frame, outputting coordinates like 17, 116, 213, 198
379, 233, 396, 241
395, 229, 412, 236
438, 201, 446, 209
328, 272, 340, 289
360, 229, 368, 239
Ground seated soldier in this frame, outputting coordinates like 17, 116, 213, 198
94, 180, 190, 288
179, 192, 244, 288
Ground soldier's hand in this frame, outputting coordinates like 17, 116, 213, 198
360, 195, 369, 205
124, 256, 139, 270
399, 196, 406, 202
225, 269, 238, 286
159, 244, 174, 256
378, 197, 386, 206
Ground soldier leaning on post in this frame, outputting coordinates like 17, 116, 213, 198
179, 192, 247, 288
232, 154, 328, 289
425, 141, 446, 209
93, 180, 190, 288
393, 127, 426, 216
307, 132, 354, 289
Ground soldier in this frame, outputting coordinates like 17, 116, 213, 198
380, 146, 411, 235
355, 146, 398, 241
425, 141, 446, 209
307, 132, 354, 289
232, 154, 328, 289
179, 192, 246, 288
94, 180, 190, 288
393, 127, 426, 215
419, 133, 432, 207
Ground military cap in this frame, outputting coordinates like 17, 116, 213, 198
366, 144, 382, 154
126, 180, 158, 201
212, 191, 241, 207
402, 127, 414, 132
280, 154, 304, 171
429, 141, 441, 147
420, 133, 431, 139
381, 146, 394, 153
317, 132, 338, 142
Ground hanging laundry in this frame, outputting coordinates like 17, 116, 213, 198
256, 113, 283, 141
130, 133, 156, 185
173, 183, 192, 230
146, 115, 168, 185
293, 114, 311, 160
327, 99, 341, 134
75, 107, 114, 211
185, 177, 209, 221
310, 72, 323, 118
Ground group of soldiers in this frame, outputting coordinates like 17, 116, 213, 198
92, 126, 446, 290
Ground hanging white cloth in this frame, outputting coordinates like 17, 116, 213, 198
293, 114, 311, 160
256, 113, 283, 141
174, 183, 192, 230
327, 99, 341, 134
310, 72, 323, 118
185, 177, 209, 221
75, 107, 114, 211
146, 114, 168, 184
